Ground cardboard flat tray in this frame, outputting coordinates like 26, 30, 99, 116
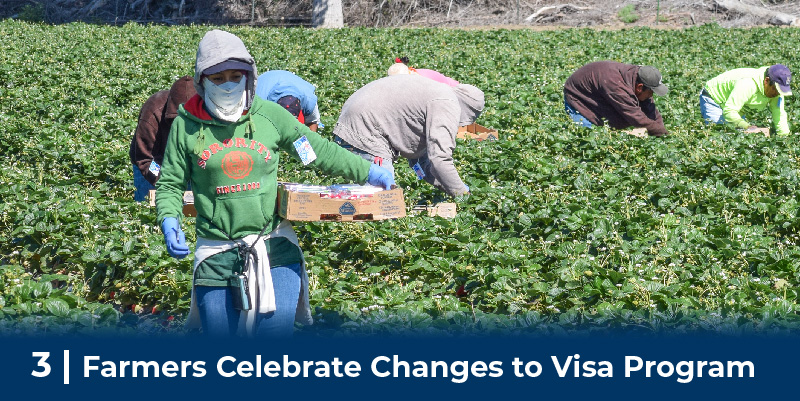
411, 202, 457, 218
457, 123, 499, 141
148, 190, 196, 217
278, 185, 406, 221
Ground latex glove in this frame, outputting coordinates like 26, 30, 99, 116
464, 184, 470, 194
367, 164, 396, 190
161, 217, 190, 259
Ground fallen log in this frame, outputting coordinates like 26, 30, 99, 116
524, 4, 594, 23
713, 0, 798, 26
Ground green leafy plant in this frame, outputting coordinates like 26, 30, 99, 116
618, 4, 640, 23
0, 21, 799, 336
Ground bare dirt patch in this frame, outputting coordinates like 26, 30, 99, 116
2, 0, 797, 29
430, 0, 799, 29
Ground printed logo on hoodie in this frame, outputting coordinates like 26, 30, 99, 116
197, 137, 272, 170
221, 151, 253, 179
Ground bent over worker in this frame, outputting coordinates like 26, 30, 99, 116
564, 61, 668, 137
129, 76, 196, 201
255, 70, 323, 132
333, 74, 484, 197
700, 64, 792, 136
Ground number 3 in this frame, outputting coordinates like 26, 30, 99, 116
32, 352, 51, 377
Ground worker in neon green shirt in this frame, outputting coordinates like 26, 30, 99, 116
700, 64, 792, 136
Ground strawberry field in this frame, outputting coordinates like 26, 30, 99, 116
2, 21, 800, 336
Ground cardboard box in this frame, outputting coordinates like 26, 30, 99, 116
457, 123, 499, 141
149, 190, 197, 217
277, 184, 406, 221
411, 202, 457, 218
427, 202, 457, 218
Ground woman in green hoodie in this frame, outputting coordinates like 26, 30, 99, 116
155, 30, 395, 337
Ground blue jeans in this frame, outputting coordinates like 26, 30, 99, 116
333, 135, 394, 173
699, 89, 727, 125
134, 164, 190, 202
564, 97, 594, 128
194, 263, 302, 338
132, 164, 155, 202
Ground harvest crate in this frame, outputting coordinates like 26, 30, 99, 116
277, 184, 406, 221
411, 202, 457, 218
457, 123, 499, 141
149, 190, 197, 217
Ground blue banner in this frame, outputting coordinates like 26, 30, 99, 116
0, 333, 794, 400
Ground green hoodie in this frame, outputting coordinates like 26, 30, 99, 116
705, 66, 791, 136
156, 95, 370, 241
156, 29, 370, 286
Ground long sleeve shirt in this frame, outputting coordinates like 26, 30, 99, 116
129, 77, 196, 185
156, 95, 370, 241
129, 90, 171, 185
255, 70, 321, 125
705, 66, 791, 136
333, 75, 478, 197
564, 61, 667, 136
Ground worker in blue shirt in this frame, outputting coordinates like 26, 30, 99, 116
255, 70, 323, 131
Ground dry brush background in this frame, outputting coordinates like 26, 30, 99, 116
1, 0, 797, 28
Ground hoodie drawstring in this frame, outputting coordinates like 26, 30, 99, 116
192, 115, 255, 157
194, 123, 207, 156
247, 119, 255, 139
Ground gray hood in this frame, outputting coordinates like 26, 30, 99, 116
452, 84, 485, 126
194, 29, 258, 110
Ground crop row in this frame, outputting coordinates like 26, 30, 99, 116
1, 21, 800, 335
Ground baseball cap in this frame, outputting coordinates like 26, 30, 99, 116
203, 59, 253, 76
638, 66, 668, 96
277, 95, 305, 124
768, 64, 792, 96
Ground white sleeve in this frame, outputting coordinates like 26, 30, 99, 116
307, 104, 322, 126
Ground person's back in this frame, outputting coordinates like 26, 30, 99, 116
563, 61, 667, 136
386, 57, 460, 87
414, 69, 460, 87
705, 67, 762, 106
334, 74, 484, 197
255, 70, 321, 130
335, 75, 464, 161
564, 61, 639, 127
129, 76, 195, 201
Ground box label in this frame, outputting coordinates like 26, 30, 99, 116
339, 202, 356, 215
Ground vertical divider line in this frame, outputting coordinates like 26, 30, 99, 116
63, 350, 69, 385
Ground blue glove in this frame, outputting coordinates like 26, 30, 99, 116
161, 217, 190, 259
367, 164, 396, 190
464, 184, 470, 193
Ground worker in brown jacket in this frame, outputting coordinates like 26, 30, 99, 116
129, 76, 196, 201
563, 61, 668, 137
